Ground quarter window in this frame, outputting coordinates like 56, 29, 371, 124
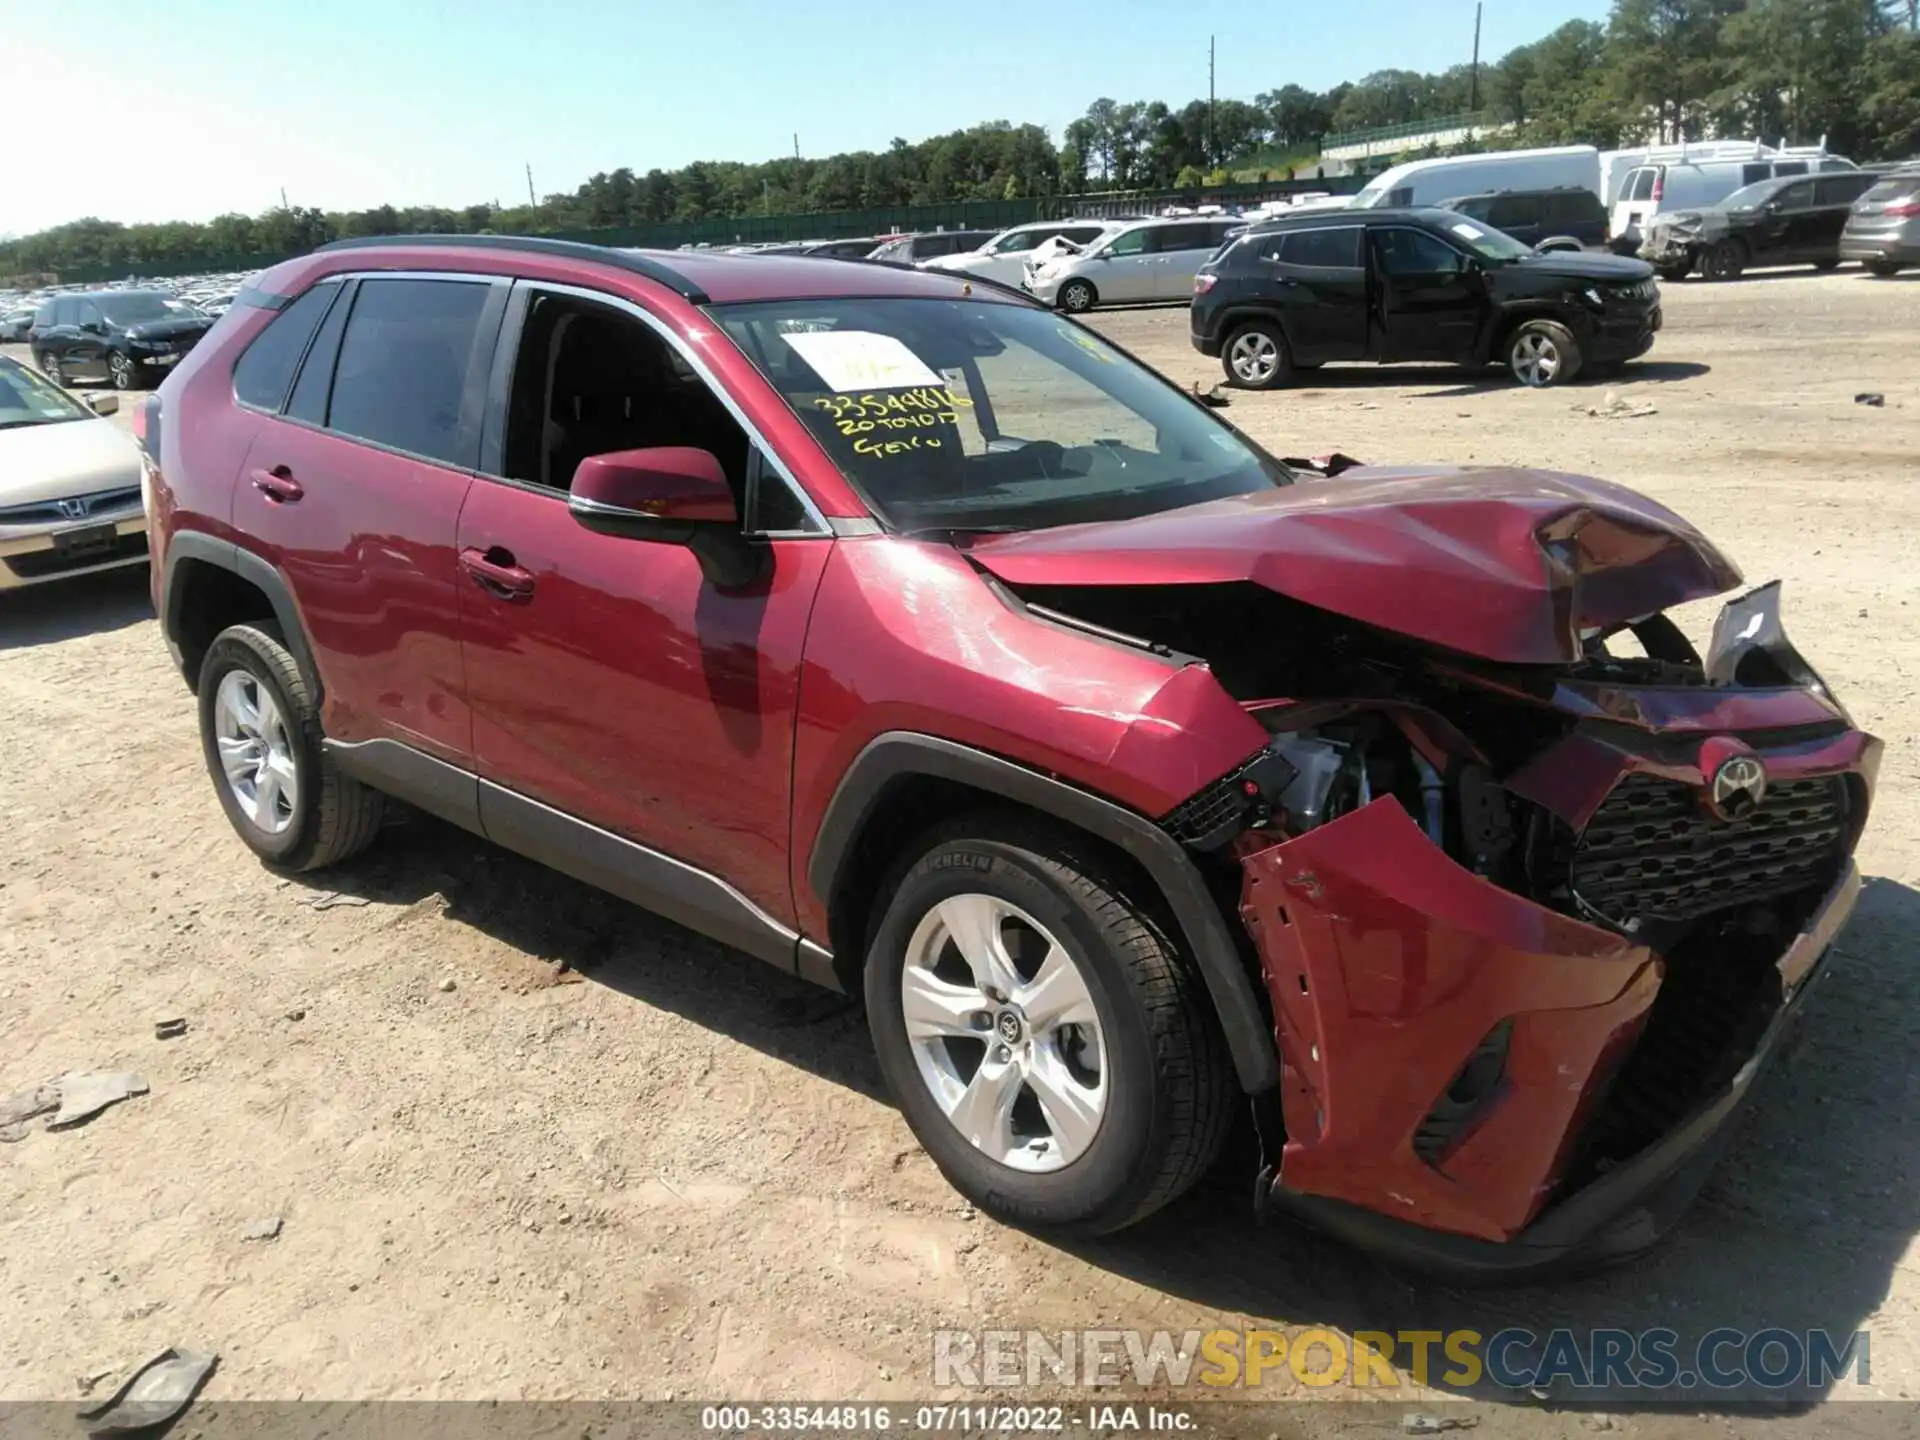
233, 281, 340, 413
323, 278, 492, 466
1279, 228, 1363, 268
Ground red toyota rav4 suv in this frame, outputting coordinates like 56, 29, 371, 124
145, 235, 1875, 1277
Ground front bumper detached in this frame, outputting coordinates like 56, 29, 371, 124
1239, 785, 1865, 1280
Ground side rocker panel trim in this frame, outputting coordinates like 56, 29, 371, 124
808, 732, 1279, 1093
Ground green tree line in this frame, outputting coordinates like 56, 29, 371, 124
4, 0, 1916, 279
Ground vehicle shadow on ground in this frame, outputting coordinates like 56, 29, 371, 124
286, 807, 888, 1097
1288, 360, 1711, 400
0, 566, 153, 650
1061, 874, 1920, 1412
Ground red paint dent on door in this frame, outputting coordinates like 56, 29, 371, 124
1240, 799, 1659, 1243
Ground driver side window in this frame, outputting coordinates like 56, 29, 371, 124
1104, 228, 1153, 257
1372, 228, 1465, 277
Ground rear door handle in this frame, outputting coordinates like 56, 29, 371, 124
250, 465, 303, 503
459, 546, 535, 600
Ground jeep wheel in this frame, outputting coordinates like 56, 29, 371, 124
1057, 279, 1098, 314
108, 352, 137, 390
865, 818, 1233, 1235
39, 353, 63, 387
1222, 320, 1293, 389
1507, 319, 1582, 388
198, 622, 383, 871
1865, 260, 1904, 278
1657, 263, 1693, 283
1701, 240, 1746, 282
1812, 258, 1842, 272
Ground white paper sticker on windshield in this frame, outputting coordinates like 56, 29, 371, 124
781, 331, 944, 392
1451, 222, 1487, 240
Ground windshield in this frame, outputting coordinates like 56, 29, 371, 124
0, 359, 91, 428
1720, 182, 1781, 211
713, 298, 1290, 533
1437, 216, 1538, 262
95, 293, 197, 324
985, 230, 1042, 255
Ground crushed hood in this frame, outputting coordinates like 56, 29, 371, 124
968, 467, 1742, 665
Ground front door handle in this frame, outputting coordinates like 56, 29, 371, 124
460, 546, 535, 600
250, 465, 303, 503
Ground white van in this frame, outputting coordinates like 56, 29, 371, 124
1609, 141, 1859, 249
1350, 146, 1601, 210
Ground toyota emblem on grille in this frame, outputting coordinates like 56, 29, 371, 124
56, 497, 91, 520
1708, 753, 1768, 820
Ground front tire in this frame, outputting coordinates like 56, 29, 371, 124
108, 352, 138, 389
1506, 319, 1582, 388
39, 353, 63, 387
1701, 240, 1747, 282
1057, 279, 1097, 314
197, 623, 383, 871
865, 818, 1233, 1235
1221, 320, 1293, 390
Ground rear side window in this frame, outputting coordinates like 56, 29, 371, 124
287, 278, 356, 424
323, 278, 492, 466
1279, 227, 1363, 268
1627, 169, 1658, 202
1545, 191, 1602, 224
1815, 174, 1874, 206
233, 281, 341, 413
1155, 223, 1212, 252
1488, 195, 1544, 229
1743, 163, 1773, 186
1773, 161, 1808, 178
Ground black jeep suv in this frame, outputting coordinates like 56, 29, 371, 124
30, 289, 215, 390
1191, 207, 1659, 390
1437, 186, 1609, 252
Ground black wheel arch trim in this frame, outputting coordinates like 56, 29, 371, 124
808, 732, 1280, 1094
161, 531, 323, 701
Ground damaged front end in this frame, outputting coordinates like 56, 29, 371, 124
976, 480, 1879, 1277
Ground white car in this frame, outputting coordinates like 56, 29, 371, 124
920, 220, 1124, 286
0, 356, 147, 590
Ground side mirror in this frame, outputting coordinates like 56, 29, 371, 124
567, 447, 764, 589
87, 394, 118, 416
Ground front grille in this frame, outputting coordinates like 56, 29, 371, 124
4, 531, 148, 580
1570, 772, 1847, 926
0, 486, 142, 526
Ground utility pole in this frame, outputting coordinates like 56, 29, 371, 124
525, 163, 537, 208
794, 133, 801, 160
1207, 36, 1216, 168
1469, 2, 1483, 113
279, 186, 289, 210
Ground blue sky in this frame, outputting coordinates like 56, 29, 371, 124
3, 0, 1608, 235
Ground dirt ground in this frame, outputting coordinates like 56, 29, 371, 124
3, 269, 1919, 1436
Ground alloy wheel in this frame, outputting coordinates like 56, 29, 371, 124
41, 355, 62, 386
1512, 333, 1562, 387
213, 669, 299, 835
1229, 331, 1280, 384
900, 892, 1108, 1173
1060, 281, 1094, 313
109, 353, 135, 390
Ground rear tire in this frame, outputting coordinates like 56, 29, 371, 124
1865, 260, 1904, 278
1701, 240, 1747, 282
1506, 319, 1582, 388
108, 352, 138, 390
864, 817, 1233, 1235
1057, 279, 1097, 314
1221, 320, 1294, 390
197, 622, 383, 872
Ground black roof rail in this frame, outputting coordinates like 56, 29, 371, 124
313, 233, 707, 303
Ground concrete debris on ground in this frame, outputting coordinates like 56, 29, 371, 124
1856, 392, 1886, 407
1577, 391, 1657, 419
242, 1215, 284, 1241
0, 1081, 60, 1141
75, 1347, 217, 1436
1402, 1416, 1480, 1434
154, 1017, 188, 1040
48, 1072, 150, 1129
310, 890, 371, 910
